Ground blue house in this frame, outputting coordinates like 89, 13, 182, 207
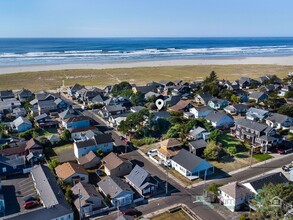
0, 155, 26, 177
249, 92, 268, 103
62, 116, 90, 130
54, 98, 69, 110
208, 98, 229, 110
11, 116, 32, 132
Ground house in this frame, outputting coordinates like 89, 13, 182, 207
208, 98, 228, 110
72, 182, 103, 218
25, 138, 43, 155
102, 152, 133, 177
34, 113, 58, 128
47, 134, 61, 145
70, 126, 97, 140
15, 89, 33, 102
265, 113, 293, 130
164, 95, 181, 107
246, 107, 269, 121
187, 126, 210, 140
2, 98, 21, 108
157, 138, 182, 162
11, 116, 32, 132
59, 108, 77, 120
224, 104, 248, 115
90, 94, 105, 104
159, 80, 175, 87
77, 151, 101, 169
235, 89, 249, 102
242, 172, 289, 194
189, 106, 213, 118
219, 182, 253, 212
62, 116, 91, 130
278, 85, 292, 97
0, 155, 26, 177
67, 84, 85, 97
108, 113, 128, 127
171, 149, 214, 179
12, 107, 26, 117
99, 105, 126, 118
195, 94, 213, 106
98, 176, 134, 207
54, 98, 69, 110
205, 111, 234, 128
130, 106, 146, 113
55, 162, 89, 184
125, 165, 159, 196
239, 77, 252, 89
168, 100, 192, 112
151, 111, 171, 122
0, 90, 14, 100
132, 85, 157, 94
74, 132, 113, 158
103, 97, 132, 109
37, 100, 57, 115
231, 118, 283, 152
249, 92, 268, 103
188, 139, 208, 157
144, 91, 161, 100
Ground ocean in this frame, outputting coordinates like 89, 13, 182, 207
0, 37, 293, 67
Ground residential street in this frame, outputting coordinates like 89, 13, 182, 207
83, 109, 293, 220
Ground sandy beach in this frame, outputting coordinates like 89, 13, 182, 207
0, 56, 293, 75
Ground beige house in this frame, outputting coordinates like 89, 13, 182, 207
55, 162, 89, 185
102, 152, 132, 177
77, 151, 101, 169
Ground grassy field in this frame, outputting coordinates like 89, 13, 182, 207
44, 143, 73, 160
150, 209, 192, 220
253, 153, 273, 161
0, 64, 292, 91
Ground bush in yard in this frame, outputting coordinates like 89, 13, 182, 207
131, 137, 157, 147
48, 159, 60, 170
227, 146, 237, 155
209, 129, 221, 143
204, 141, 223, 161
60, 129, 71, 142
96, 149, 103, 157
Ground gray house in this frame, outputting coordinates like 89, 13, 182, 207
125, 165, 159, 196
11, 116, 32, 132
98, 176, 134, 207
246, 107, 269, 121
249, 92, 268, 103
265, 113, 293, 130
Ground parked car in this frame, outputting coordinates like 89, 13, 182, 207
147, 149, 157, 156
23, 200, 39, 209
96, 169, 105, 176
122, 208, 140, 217
162, 160, 171, 167
23, 196, 37, 203
282, 165, 291, 172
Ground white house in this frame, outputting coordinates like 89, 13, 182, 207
205, 111, 234, 128
219, 182, 253, 212
265, 113, 293, 130
188, 126, 210, 140
74, 133, 113, 158
170, 149, 214, 179
189, 106, 212, 118
11, 116, 32, 132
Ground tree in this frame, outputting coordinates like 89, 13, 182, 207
278, 104, 293, 117
284, 91, 293, 98
207, 183, 222, 200
60, 129, 71, 142
204, 141, 223, 161
209, 129, 221, 143
48, 159, 60, 170
227, 146, 237, 155
219, 89, 234, 100
131, 91, 145, 106
231, 94, 241, 103
96, 149, 103, 157
111, 81, 132, 97
65, 188, 74, 204
251, 183, 293, 219
183, 119, 198, 134
156, 118, 171, 135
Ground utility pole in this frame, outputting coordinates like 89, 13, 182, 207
202, 169, 207, 198
165, 168, 168, 195
249, 146, 254, 167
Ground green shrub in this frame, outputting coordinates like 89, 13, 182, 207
227, 146, 237, 155
131, 137, 157, 147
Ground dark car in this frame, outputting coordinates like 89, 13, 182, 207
122, 208, 140, 217
23, 200, 39, 209
96, 169, 104, 176
23, 196, 37, 203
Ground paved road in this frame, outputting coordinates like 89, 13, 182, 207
77, 109, 293, 220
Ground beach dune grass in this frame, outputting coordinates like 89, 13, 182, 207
0, 64, 292, 91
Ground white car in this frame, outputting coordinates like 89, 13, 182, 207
147, 149, 157, 156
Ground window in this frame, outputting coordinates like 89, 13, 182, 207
2, 167, 6, 172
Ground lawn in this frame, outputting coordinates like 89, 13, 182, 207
252, 153, 273, 162
0, 64, 291, 91
220, 132, 242, 149
44, 143, 73, 160
151, 209, 192, 220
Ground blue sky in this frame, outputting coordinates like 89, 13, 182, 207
0, 0, 292, 37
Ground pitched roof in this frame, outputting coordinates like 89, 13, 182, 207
208, 98, 227, 105
244, 172, 288, 191
13, 116, 32, 127
168, 100, 191, 111
189, 126, 206, 137
102, 152, 132, 171
249, 91, 268, 100
152, 111, 171, 119
235, 118, 268, 131
247, 107, 269, 115
98, 176, 133, 198
25, 138, 43, 151
58, 108, 76, 119
64, 115, 89, 123
171, 149, 212, 172
55, 162, 88, 180
219, 182, 252, 199
104, 105, 125, 112
34, 113, 48, 121
193, 105, 212, 112
160, 138, 182, 149
205, 111, 231, 123
72, 182, 102, 208
266, 113, 292, 124
77, 151, 99, 165
189, 139, 208, 150
125, 165, 156, 190
0, 144, 26, 156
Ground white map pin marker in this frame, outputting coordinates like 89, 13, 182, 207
155, 99, 164, 110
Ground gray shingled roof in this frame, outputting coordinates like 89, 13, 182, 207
189, 139, 208, 150
266, 113, 292, 124
13, 116, 32, 127
235, 118, 268, 131
98, 176, 133, 198
205, 111, 231, 123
